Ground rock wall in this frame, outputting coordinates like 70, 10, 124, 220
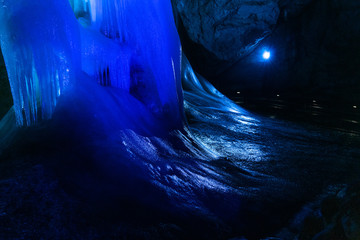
172, 0, 316, 76
173, 0, 360, 103
172, 0, 280, 61
172, 0, 282, 76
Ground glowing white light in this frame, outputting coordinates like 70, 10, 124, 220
237, 91, 241, 94
354, 106, 358, 109
262, 51, 271, 60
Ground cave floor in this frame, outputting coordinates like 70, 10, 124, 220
0, 100, 359, 239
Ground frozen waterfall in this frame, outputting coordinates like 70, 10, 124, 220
0, 0, 183, 130
0, 0, 80, 126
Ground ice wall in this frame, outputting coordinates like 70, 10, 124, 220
73, 0, 183, 128
0, 0, 183, 130
79, 27, 132, 90
0, 0, 80, 126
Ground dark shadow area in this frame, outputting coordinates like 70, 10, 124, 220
0, 48, 12, 119
176, 0, 360, 110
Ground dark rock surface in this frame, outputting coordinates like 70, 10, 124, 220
172, 0, 279, 62
275, 183, 360, 240
173, 0, 360, 104
219, 0, 360, 100
172, 0, 281, 76
172, 0, 316, 76
0, 49, 11, 119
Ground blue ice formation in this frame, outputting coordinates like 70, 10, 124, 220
0, 0, 183, 130
0, 0, 80, 126
182, 56, 247, 117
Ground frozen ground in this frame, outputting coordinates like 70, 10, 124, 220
0, 75, 359, 239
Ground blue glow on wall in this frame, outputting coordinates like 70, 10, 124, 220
262, 50, 271, 60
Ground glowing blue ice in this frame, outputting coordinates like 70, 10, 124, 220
75, 0, 183, 128
0, 0, 183, 130
0, 0, 80, 126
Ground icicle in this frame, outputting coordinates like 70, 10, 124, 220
1, 0, 183, 129
79, 26, 132, 91
0, 0, 80, 126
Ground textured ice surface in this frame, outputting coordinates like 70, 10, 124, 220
0, 0, 182, 129
0, 0, 80, 126
1, 53, 360, 239
73, 0, 183, 128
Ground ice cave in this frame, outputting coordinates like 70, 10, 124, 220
0, 0, 360, 239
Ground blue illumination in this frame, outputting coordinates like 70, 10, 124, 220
262, 50, 271, 60
0, 0, 182, 130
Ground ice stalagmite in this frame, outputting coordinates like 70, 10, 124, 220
0, 0, 80, 126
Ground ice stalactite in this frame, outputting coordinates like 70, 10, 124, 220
79, 27, 132, 91
72, 0, 183, 129
0, 0, 80, 126
1, 0, 182, 129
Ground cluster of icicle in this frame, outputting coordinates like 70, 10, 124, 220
0, 0, 79, 126
0, 0, 182, 127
